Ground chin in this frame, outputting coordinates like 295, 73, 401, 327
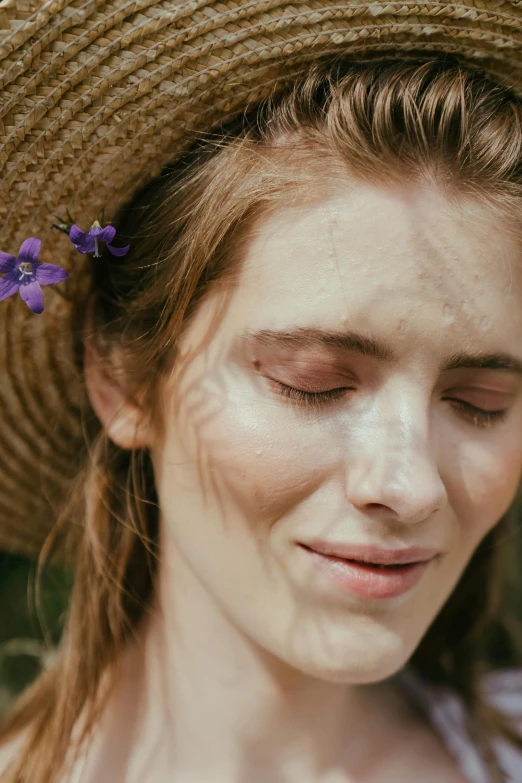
282, 642, 411, 685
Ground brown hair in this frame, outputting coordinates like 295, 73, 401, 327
2, 54, 522, 782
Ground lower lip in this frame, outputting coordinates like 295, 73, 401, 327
301, 546, 432, 599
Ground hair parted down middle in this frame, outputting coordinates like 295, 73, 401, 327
2, 55, 522, 783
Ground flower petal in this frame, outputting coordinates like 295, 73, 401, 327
35, 262, 69, 285
72, 235, 96, 254
18, 237, 41, 264
19, 280, 44, 314
69, 224, 88, 244
0, 252, 17, 273
106, 243, 130, 257
0, 272, 19, 301
98, 225, 116, 243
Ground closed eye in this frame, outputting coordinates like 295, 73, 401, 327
270, 379, 511, 428
271, 381, 352, 407
446, 398, 508, 429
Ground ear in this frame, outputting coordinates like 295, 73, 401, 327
84, 339, 152, 450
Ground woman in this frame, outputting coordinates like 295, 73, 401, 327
1, 2, 522, 782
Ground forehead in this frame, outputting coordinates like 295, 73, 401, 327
223, 183, 522, 358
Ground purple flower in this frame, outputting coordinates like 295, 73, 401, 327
69, 220, 130, 257
0, 237, 68, 314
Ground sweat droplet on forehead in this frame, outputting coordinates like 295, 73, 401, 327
443, 304, 454, 322
230, 185, 522, 362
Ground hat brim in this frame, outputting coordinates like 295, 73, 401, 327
1, 0, 521, 557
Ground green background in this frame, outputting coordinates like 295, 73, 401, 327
0, 553, 73, 717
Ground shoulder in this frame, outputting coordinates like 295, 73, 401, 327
0, 729, 30, 778
481, 667, 522, 718
399, 665, 522, 720
0, 727, 90, 783
398, 666, 522, 781
480, 668, 522, 779
441, 668, 522, 779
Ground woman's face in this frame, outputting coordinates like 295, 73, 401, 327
151, 182, 522, 683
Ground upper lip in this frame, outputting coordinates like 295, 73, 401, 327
300, 540, 440, 565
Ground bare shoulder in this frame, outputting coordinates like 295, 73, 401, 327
0, 729, 30, 777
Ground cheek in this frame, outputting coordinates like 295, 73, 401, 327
448, 433, 522, 544
161, 366, 330, 528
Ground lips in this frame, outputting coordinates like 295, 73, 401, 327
299, 540, 439, 566
336, 560, 415, 570
298, 544, 435, 599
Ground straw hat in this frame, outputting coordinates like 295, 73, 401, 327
1, 0, 521, 558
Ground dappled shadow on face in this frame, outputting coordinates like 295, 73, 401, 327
157, 264, 522, 714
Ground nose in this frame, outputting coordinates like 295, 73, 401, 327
345, 396, 447, 525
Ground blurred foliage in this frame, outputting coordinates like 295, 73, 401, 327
0, 552, 73, 717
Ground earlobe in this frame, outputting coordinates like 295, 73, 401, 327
105, 402, 151, 451
84, 339, 151, 450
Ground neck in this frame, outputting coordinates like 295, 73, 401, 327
108, 539, 416, 783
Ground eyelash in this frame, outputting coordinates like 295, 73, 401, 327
448, 400, 508, 429
273, 382, 509, 429
275, 382, 348, 407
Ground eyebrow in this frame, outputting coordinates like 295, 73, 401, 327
243, 327, 522, 375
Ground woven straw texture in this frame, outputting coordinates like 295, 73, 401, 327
1, 0, 522, 557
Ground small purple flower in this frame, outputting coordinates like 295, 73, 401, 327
0, 237, 68, 314
69, 220, 130, 257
